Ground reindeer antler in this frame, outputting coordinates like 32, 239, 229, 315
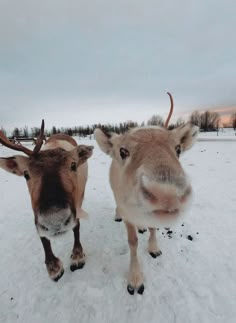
32, 119, 45, 154
164, 92, 174, 128
0, 120, 45, 157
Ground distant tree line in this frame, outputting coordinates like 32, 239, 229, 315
1, 109, 236, 139
190, 110, 220, 131
0, 118, 154, 139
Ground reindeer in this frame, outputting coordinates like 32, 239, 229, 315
94, 93, 198, 295
0, 121, 93, 281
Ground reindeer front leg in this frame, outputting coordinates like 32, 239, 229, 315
70, 221, 85, 271
125, 221, 144, 295
114, 206, 122, 222
40, 237, 64, 281
148, 227, 162, 258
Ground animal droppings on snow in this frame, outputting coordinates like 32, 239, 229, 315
187, 235, 193, 241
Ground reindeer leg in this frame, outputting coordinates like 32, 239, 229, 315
40, 237, 64, 281
125, 221, 144, 295
148, 228, 162, 258
114, 206, 122, 222
70, 221, 85, 272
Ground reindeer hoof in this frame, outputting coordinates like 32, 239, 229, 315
53, 269, 64, 282
47, 258, 64, 282
115, 218, 122, 222
137, 284, 145, 295
127, 284, 145, 295
70, 261, 85, 272
70, 250, 85, 272
149, 250, 162, 258
138, 229, 147, 234
127, 285, 135, 295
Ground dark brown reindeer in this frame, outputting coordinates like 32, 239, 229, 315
0, 121, 93, 281
95, 93, 198, 295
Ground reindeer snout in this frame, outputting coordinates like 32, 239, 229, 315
36, 208, 75, 237
141, 174, 192, 217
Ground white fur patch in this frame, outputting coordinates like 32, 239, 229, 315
37, 208, 76, 238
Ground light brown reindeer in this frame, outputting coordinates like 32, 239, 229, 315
95, 93, 198, 295
0, 121, 93, 281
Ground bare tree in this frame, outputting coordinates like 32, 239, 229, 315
147, 115, 164, 126
12, 127, 20, 138
200, 111, 220, 131
23, 126, 29, 138
231, 111, 236, 130
31, 127, 41, 137
190, 111, 201, 126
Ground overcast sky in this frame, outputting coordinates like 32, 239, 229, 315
0, 0, 236, 130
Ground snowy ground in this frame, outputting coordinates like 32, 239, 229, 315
0, 134, 236, 323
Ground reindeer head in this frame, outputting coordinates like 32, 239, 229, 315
95, 94, 198, 227
0, 121, 93, 237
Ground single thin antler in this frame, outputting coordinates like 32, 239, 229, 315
33, 119, 45, 154
0, 120, 45, 157
164, 92, 174, 128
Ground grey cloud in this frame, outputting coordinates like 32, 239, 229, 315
0, 0, 236, 129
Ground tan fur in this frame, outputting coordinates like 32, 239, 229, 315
46, 134, 77, 147
0, 133, 93, 280
0, 134, 93, 232
95, 123, 198, 294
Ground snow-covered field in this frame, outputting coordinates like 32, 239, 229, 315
0, 134, 236, 323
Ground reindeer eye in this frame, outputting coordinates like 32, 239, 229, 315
71, 162, 77, 172
23, 171, 30, 181
120, 147, 129, 160
175, 145, 181, 158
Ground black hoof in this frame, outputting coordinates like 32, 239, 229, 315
138, 229, 147, 234
137, 284, 145, 295
53, 269, 64, 282
149, 250, 162, 258
70, 262, 85, 272
127, 285, 135, 295
115, 218, 122, 222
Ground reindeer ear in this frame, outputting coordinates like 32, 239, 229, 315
0, 156, 29, 176
76, 145, 94, 163
173, 123, 199, 152
94, 128, 114, 155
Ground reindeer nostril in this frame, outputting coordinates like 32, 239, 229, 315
39, 224, 48, 231
64, 215, 71, 226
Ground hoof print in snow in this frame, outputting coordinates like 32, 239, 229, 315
137, 284, 145, 295
53, 269, 64, 282
149, 250, 162, 258
127, 285, 135, 295
138, 229, 147, 234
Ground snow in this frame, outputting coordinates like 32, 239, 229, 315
0, 134, 236, 323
